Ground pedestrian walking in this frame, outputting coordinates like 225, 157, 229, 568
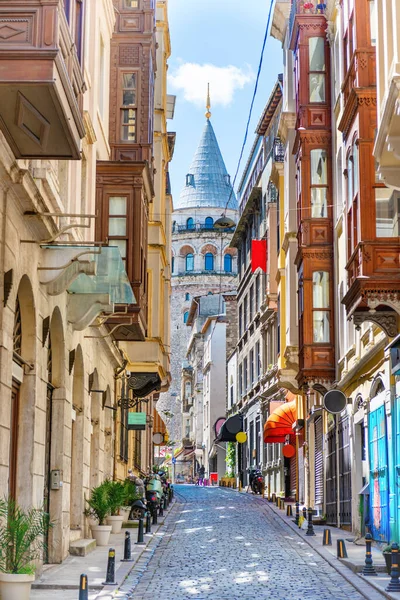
198, 465, 205, 486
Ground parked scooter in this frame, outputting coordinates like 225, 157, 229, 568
248, 468, 263, 495
145, 473, 163, 518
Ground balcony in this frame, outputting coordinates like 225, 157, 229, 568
342, 241, 400, 337
0, 1, 85, 159
173, 223, 235, 234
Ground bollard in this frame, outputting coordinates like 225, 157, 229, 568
276, 496, 279, 507
294, 501, 300, 526
362, 533, 377, 576
337, 539, 348, 559
102, 548, 117, 585
302, 507, 307, 523
159, 502, 164, 517
121, 531, 133, 563
386, 543, 400, 592
286, 504, 293, 517
79, 574, 88, 600
305, 507, 316, 536
164, 495, 168, 510
136, 516, 145, 545
322, 528, 332, 546
152, 506, 158, 525
271, 493, 276, 503
280, 499, 285, 511
145, 510, 152, 534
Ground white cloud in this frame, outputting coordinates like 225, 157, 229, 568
168, 62, 255, 108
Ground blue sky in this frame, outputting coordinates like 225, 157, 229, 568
167, 0, 283, 204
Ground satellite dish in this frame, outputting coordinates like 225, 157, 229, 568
323, 390, 347, 414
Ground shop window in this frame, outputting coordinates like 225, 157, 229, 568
312, 271, 330, 343
185, 253, 194, 271
121, 73, 137, 142
310, 149, 328, 217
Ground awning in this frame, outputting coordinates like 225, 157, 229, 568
217, 414, 243, 442
264, 400, 296, 443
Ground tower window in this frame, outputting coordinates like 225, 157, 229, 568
186, 253, 194, 271
183, 311, 189, 324
186, 217, 195, 230
205, 253, 214, 271
185, 293, 190, 301
205, 217, 213, 229
186, 174, 194, 186
224, 254, 232, 272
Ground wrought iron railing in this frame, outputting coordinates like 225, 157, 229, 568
173, 223, 235, 233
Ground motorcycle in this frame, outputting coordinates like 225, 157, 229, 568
145, 473, 163, 519
249, 469, 264, 495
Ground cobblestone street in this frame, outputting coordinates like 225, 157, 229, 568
124, 486, 367, 600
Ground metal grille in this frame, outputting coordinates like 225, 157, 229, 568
325, 425, 337, 524
338, 416, 352, 525
13, 297, 22, 356
314, 417, 324, 506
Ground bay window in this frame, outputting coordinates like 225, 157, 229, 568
312, 271, 330, 343
121, 73, 137, 142
310, 149, 328, 217
309, 37, 325, 103
108, 196, 127, 263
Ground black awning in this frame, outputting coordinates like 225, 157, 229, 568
217, 414, 243, 442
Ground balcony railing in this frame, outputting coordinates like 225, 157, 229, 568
289, 1, 327, 41
173, 223, 235, 234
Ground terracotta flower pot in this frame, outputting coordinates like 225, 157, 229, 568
0, 573, 35, 600
90, 524, 112, 546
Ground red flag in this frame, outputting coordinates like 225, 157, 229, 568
251, 239, 267, 272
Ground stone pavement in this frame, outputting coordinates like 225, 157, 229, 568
118, 484, 388, 600
30, 505, 176, 600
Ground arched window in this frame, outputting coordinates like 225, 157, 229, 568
172, 221, 177, 232
205, 217, 213, 229
224, 254, 232, 272
185, 293, 190, 301
171, 256, 175, 273
186, 253, 194, 271
186, 217, 194, 230
183, 311, 189, 324
205, 253, 214, 271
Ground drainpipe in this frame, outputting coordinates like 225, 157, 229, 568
0, 186, 8, 372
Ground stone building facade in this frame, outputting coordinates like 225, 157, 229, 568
157, 110, 238, 447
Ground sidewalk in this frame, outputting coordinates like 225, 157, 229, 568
31, 502, 176, 600
262, 497, 397, 600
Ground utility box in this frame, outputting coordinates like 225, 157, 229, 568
50, 470, 61, 490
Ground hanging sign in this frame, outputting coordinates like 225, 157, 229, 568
128, 412, 146, 430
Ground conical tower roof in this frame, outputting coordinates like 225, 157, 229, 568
175, 119, 238, 211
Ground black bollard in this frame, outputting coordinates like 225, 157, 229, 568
386, 543, 400, 592
294, 501, 300, 526
102, 548, 117, 585
146, 510, 152, 534
305, 507, 316, 536
159, 502, 164, 517
164, 495, 168, 510
152, 506, 158, 525
302, 507, 307, 523
121, 531, 133, 562
79, 574, 88, 600
286, 504, 293, 517
362, 533, 377, 576
337, 539, 348, 559
323, 528, 332, 546
136, 516, 145, 545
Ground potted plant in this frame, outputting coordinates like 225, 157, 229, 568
86, 482, 112, 546
105, 481, 126, 534
0, 498, 52, 600
303, 2, 314, 12
383, 544, 392, 574
121, 479, 142, 521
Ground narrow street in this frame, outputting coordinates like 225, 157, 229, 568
125, 486, 365, 600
